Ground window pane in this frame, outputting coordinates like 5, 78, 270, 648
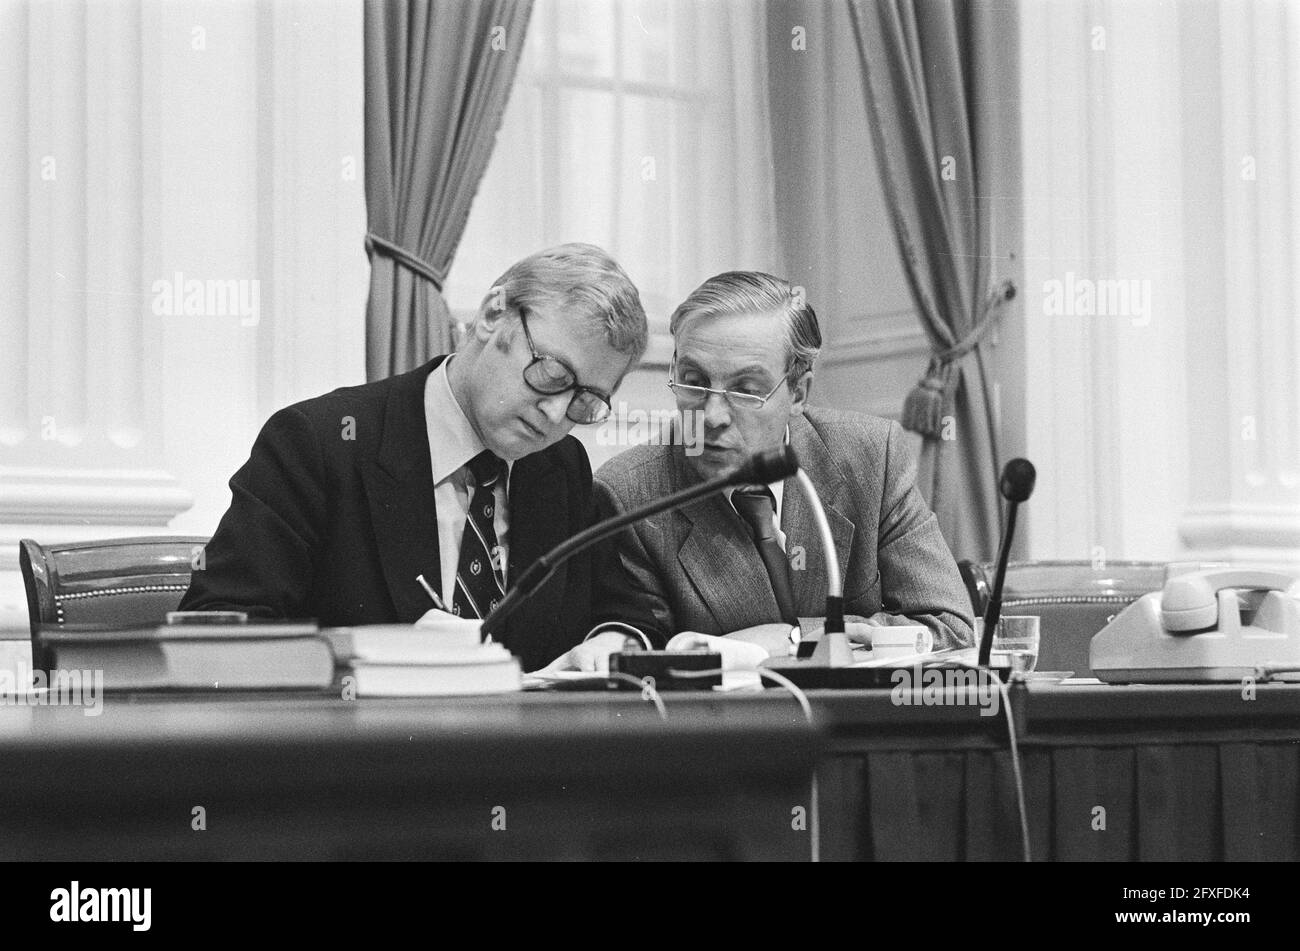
555, 0, 615, 78
620, 94, 677, 326
525, 0, 550, 65
621, 0, 674, 86
448, 0, 774, 346
444, 85, 545, 312
556, 89, 616, 246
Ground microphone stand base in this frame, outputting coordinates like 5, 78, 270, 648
808, 631, 854, 667
761, 631, 857, 689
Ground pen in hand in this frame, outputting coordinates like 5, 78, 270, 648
416, 573, 492, 644
416, 574, 448, 612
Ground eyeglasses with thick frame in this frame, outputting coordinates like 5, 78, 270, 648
666, 354, 792, 410
516, 306, 613, 425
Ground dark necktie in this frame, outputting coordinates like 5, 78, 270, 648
732, 484, 799, 626
452, 450, 507, 621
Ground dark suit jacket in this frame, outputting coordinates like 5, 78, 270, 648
593, 406, 974, 650
180, 356, 598, 672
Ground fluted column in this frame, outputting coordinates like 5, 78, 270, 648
1178, 0, 1300, 568
0, 0, 193, 634
1020, 0, 1190, 563
0, 1, 29, 450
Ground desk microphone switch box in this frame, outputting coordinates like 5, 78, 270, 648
609, 650, 722, 690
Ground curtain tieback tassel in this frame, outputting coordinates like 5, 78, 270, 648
900, 280, 1015, 438
902, 358, 952, 437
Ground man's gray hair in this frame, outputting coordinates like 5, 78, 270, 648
481, 243, 649, 365
669, 271, 821, 381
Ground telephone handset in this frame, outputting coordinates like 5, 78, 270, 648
1160, 569, 1300, 632
1091, 567, 1300, 683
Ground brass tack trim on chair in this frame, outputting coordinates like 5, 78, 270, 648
53, 584, 192, 626
1003, 595, 1135, 606
57, 584, 191, 601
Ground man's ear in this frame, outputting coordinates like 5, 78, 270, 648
788, 369, 813, 417
474, 288, 509, 343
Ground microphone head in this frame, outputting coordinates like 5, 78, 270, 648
1000, 458, 1037, 503
731, 445, 800, 486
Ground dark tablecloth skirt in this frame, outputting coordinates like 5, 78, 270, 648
817, 742, 1300, 861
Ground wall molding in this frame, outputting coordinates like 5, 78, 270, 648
1180, 504, 1300, 553
0, 568, 31, 638
0, 467, 192, 527
820, 308, 929, 367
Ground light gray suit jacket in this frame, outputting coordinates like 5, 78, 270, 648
593, 406, 974, 650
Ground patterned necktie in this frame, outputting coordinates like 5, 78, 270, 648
452, 450, 507, 621
732, 484, 799, 626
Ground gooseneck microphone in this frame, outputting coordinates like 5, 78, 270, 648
977, 458, 1038, 667
479, 445, 801, 641
784, 468, 854, 666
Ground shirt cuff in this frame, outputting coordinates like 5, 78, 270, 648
584, 621, 652, 651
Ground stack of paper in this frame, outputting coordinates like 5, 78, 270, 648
323, 623, 521, 697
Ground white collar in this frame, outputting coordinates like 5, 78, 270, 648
724, 425, 791, 511
425, 358, 507, 486
725, 480, 785, 518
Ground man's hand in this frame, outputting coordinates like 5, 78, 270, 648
665, 631, 770, 669
720, 622, 801, 657
790, 615, 878, 646
532, 630, 637, 676
414, 607, 481, 631
801, 614, 918, 646
415, 607, 458, 625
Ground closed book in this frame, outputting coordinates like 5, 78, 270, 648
346, 643, 521, 696
41, 624, 332, 691
324, 624, 485, 664
347, 659, 521, 697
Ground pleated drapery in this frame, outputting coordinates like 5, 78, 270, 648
363, 0, 533, 380
847, 0, 1013, 560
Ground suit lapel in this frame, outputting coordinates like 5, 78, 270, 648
672, 450, 780, 633
360, 357, 445, 623
782, 415, 856, 615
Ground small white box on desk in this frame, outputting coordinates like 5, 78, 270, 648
866, 625, 934, 660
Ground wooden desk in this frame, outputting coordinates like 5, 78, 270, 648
3, 681, 1298, 861
0, 691, 819, 861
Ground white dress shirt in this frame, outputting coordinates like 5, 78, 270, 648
424, 359, 511, 605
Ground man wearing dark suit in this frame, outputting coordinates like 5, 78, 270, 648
586, 271, 973, 660
180, 243, 648, 673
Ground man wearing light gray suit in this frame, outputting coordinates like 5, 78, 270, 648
584, 271, 974, 661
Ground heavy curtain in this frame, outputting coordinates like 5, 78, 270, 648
847, 0, 1013, 560
363, 0, 533, 381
